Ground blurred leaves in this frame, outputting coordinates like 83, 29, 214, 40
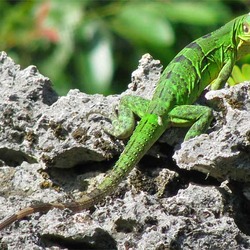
228, 64, 250, 86
111, 4, 175, 47
0, 0, 249, 95
162, 1, 230, 25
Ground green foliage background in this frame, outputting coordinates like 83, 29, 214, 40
0, 0, 249, 95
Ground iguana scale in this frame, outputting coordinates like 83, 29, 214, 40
1, 13, 250, 231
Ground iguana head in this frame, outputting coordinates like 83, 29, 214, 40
236, 13, 250, 59
237, 13, 250, 42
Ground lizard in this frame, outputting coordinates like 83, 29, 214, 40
1, 13, 250, 231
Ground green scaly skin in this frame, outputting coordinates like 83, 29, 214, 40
1, 14, 250, 231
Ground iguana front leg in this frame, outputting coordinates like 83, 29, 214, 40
211, 57, 235, 90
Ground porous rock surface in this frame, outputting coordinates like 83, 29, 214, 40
0, 52, 249, 250
174, 82, 250, 182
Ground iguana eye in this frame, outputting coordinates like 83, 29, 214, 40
243, 23, 250, 33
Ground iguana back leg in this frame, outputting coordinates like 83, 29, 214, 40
168, 105, 213, 140
105, 95, 150, 139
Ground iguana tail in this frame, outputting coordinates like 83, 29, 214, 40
0, 114, 168, 230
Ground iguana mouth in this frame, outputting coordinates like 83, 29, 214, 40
239, 36, 250, 42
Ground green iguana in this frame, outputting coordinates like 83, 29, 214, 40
1, 13, 250, 231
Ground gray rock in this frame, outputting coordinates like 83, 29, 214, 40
0, 51, 249, 249
174, 82, 250, 182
